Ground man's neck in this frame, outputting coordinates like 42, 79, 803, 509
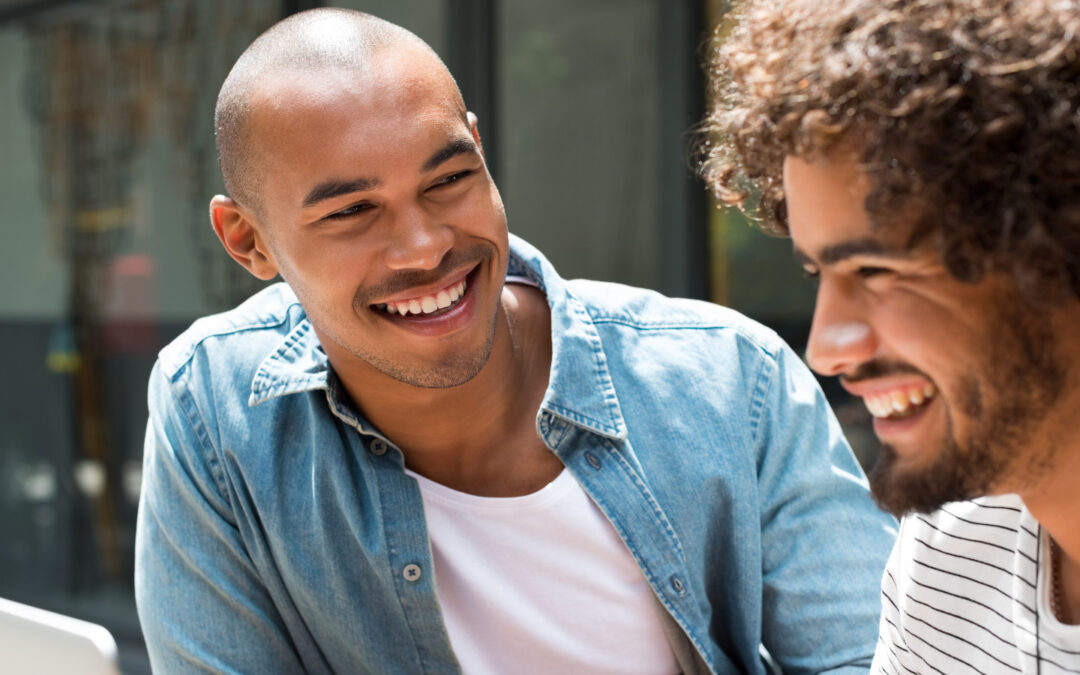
1054, 537, 1080, 625
333, 283, 557, 495
1023, 441, 1080, 625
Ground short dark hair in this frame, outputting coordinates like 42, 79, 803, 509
214, 8, 438, 214
698, 0, 1080, 300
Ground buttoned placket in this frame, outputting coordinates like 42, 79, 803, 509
322, 386, 462, 673
535, 410, 711, 671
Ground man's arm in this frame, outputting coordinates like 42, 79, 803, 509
135, 361, 305, 674
753, 344, 896, 673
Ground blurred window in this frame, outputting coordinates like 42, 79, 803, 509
0, 2, 874, 673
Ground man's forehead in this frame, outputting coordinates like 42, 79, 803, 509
783, 152, 929, 265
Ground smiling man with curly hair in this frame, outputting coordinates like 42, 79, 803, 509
700, 0, 1080, 670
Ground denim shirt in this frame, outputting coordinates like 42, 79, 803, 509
135, 234, 896, 674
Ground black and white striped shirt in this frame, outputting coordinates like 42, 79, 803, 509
872, 495, 1080, 674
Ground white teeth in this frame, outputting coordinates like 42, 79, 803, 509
864, 384, 938, 420
891, 391, 908, 413
864, 399, 877, 417
866, 398, 891, 418
381, 278, 469, 316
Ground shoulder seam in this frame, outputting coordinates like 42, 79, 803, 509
587, 312, 784, 360
747, 349, 776, 449
161, 301, 301, 380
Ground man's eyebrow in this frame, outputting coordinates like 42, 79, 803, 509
302, 177, 379, 208
422, 137, 479, 173
300, 138, 478, 208
794, 237, 914, 266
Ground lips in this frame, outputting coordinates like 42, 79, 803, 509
840, 370, 943, 444
842, 371, 940, 423
365, 264, 483, 340
863, 383, 938, 420
376, 277, 467, 317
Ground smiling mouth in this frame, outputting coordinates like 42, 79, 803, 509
374, 276, 468, 317
863, 383, 938, 420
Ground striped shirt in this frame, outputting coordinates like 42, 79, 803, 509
872, 495, 1080, 674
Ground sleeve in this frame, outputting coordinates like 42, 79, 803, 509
134, 361, 306, 674
752, 344, 897, 674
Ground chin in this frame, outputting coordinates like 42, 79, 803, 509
868, 434, 1013, 516
371, 328, 497, 389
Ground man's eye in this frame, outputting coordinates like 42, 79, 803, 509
801, 267, 820, 281
433, 170, 474, 189
325, 203, 373, 220
857, 266, 890, 279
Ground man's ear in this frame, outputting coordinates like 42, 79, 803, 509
209, 195, 279, 281
467, 111, 484, 158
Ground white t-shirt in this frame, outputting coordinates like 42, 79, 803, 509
408, 468, 681, 675
872, 494, 1080, 674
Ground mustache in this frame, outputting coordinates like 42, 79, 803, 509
841, 359, 928, 384
355, 243, 493, 306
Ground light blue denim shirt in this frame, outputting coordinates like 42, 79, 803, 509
135, 234, 895, 674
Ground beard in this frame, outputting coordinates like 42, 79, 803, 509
868, 294, 1066, 516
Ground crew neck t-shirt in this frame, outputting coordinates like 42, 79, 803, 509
407, 468, 681, 675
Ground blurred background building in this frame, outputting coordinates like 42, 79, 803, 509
0, 0, 873, 671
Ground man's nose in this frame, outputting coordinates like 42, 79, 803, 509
804, 280, 877, 377
381, 205, 454, 271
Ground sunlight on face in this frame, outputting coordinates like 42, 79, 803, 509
783, 151, 1066, 514
245, 46, 510, 390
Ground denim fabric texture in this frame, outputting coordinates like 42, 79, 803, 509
135, 234, 896, 674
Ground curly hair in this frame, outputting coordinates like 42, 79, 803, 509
697, 0, 1080, 300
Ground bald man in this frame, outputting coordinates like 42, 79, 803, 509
134, 9, 894, 674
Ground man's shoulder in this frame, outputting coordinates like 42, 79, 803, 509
564, 278, 785, 356
880, 498, 1038, 672
900, 494, 1027, 541
157, 282, 304, 380
893, 494, 1030, 568
512, 234, 785, 359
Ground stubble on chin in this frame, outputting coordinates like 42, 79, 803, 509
364, 328, 497, 389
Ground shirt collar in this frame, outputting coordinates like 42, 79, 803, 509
509, 235, 628, 440
248, 305, 329, 406
248, 234, 628, 440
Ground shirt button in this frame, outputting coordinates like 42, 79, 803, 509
370, 439, 388, 456
670, 574, 687, 596
402, 564, 422, 582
